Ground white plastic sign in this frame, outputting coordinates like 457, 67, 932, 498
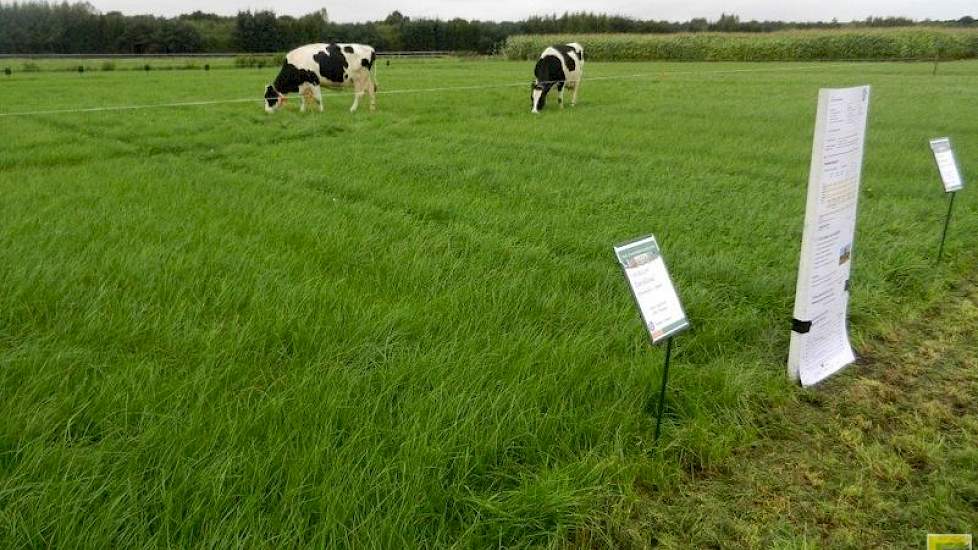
929, 137, 963, 193
615, 235, 689, 344
788, 86, 871, 387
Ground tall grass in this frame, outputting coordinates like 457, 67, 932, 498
503, 28, 978, 61
0, 59, 976, 546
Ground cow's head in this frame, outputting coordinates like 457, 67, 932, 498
530, 82, 547, 114
264, 85, 285, 113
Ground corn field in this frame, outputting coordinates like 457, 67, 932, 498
502, 28, 978, 61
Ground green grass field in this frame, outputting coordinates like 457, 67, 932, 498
1, 58, 976, 547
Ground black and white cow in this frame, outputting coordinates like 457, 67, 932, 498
531, 42, 584, 113
264, 43, 377, 113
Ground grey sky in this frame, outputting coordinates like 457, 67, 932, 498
90, 0, 974, 22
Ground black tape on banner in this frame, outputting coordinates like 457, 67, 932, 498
845, 279, 851, 292
792, 319, 813, 334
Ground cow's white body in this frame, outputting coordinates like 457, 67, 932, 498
264, 43, 377, 113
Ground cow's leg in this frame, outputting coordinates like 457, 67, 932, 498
314, 85, 323, 112
557, 81, 566, 109
571, 79, 581, 107
367, 75, 377, 112
350, 76, 366, 113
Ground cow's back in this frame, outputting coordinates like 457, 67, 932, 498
285, 43, 330, 77
284, 43, 376, 86
542, 43, 583, 79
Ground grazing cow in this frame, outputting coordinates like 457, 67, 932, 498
531, 42, 584, 113
264, 43, 377, 113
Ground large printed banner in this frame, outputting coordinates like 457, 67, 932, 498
788, 86, 871, 387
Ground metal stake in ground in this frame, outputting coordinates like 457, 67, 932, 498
653, 337, 674, 444
613, 235, 690, 445
937, 191, 957, 263
929, 137, 965, 263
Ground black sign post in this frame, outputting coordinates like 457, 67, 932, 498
614, 235, 689, 447
929, 138, 965, 264
937, 191, 957, 263
653, 337, 674, 444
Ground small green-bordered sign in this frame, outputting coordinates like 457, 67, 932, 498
930, 137, 964, 193
614, 235, 689, 344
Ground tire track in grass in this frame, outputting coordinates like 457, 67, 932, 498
209, 150, 607, 273
197, 150, 644, 372
2, 109, 348, 173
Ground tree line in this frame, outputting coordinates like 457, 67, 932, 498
1, 2, 975, 55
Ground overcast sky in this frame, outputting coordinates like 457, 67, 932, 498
88, 0, 974, 23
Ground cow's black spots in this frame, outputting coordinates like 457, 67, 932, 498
343, 45, 354, 53
313, 45, 348, 84
553, 44, 577, 72
272, 62, 319, 94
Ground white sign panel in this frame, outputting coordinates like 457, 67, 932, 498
615, 235, 689, 344
788, 86, 871, 387
929, 137, 964, 193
